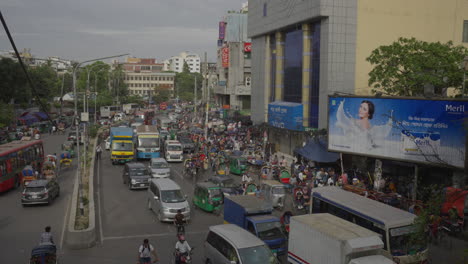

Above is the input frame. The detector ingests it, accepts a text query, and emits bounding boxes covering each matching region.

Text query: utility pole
[60,73,65,117]
[194,75,197,116]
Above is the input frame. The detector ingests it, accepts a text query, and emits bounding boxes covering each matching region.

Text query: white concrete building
[163,52,201,73]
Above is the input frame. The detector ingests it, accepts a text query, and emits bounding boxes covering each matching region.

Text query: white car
[105,137,111,150]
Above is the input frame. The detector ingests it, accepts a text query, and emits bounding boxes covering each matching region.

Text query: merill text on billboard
[328,96,467,168]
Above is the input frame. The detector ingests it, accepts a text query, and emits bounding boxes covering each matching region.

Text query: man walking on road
[96,145,102,160]
[137,238,159,264]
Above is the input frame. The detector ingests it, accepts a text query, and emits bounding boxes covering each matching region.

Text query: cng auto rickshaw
[193,182,223,215]
[61,141,75,158]
[228,155,248,175]
[260,180,286,209]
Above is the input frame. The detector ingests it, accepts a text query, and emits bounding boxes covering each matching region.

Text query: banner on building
[328,96,467,168]
[221,47,229,68]
[219,21,226,40]
[244,42,252,53]
[268,101,303,131]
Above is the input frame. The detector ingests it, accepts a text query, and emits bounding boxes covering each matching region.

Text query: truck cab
[164,140,183,162]
[224,196,287,256]
[245,215,287,255]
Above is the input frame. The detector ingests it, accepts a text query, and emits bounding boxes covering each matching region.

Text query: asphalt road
[0,131,77,264]
[1,125,467,264]
[60,145,226,264]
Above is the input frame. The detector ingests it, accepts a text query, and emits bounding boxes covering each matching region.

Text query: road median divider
[65,130,99,249]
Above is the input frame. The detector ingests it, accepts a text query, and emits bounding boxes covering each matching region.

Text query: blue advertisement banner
[268,101,303,131]
[328,96,467,168]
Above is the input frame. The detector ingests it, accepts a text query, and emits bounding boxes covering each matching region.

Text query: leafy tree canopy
[152,86,172,104]
[0,58,28,103]
[0,102,14,128]
[175,71,202,102]
[367,38,468,97]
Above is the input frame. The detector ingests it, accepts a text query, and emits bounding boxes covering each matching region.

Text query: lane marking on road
[173,166,184,180]
[59,193,71,251]
[103,230,207,241]
[97,157,104,245]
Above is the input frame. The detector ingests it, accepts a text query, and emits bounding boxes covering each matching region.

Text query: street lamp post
[72,53,128,215]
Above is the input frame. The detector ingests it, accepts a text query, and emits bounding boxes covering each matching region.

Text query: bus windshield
[112,142,133,151]
[167,145,182,151]
[389,226,425,256]
[138,137,159,148]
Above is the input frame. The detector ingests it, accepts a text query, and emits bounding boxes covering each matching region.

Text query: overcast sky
[0,0,246,62]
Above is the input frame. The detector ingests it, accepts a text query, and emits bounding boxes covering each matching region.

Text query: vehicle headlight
[163,207,170,212]
[131,179,137,184]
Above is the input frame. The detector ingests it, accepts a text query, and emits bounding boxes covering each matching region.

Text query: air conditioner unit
[245,76,251,87]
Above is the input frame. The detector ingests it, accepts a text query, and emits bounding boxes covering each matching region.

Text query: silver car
[149,158,171,178]
[147,178,191,222]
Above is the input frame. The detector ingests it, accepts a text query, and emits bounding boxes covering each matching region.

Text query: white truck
[288,214,395,264]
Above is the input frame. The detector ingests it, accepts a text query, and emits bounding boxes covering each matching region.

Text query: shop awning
[33,112,48,121]
[294,139,340,163]
[18,114,39,125]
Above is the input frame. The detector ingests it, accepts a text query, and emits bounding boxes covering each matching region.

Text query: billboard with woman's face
[328,96,467,168]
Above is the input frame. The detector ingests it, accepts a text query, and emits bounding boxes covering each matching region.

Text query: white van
[147,178,190,222]
[164,140,183,162]
[204,224,280,264]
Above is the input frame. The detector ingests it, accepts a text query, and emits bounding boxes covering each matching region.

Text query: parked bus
[100,105,122,118]
[135,125,160,159]
[311,187,428,264]
[0,139,44,192]
[123,103,140,115]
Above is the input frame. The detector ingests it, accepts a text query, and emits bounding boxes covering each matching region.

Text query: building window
[270,33,276,101]
[283,27,303,103]
[263,3,267,17]
[463,20,468,42]
[309,22,321,128]
[130,76,134,81]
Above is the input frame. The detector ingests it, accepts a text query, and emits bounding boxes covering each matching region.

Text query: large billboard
[328,96,467,168]
[268,101,303,131]
[221,47,229,68]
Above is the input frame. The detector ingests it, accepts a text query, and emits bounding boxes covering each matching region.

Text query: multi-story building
[248,0,468,153]
[121,58,175,97]
[163,52,201,73]
[214,7,251,111]
[248,0,468,193]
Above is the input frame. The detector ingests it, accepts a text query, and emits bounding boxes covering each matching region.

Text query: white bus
[123,103,140,115]
[100,105,122,118]
[311,187,428,264]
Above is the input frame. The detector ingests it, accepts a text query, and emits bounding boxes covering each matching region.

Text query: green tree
[0,102,14,128]
[367,38,468,96]
[29,61,60,100]
[153,86,171,104]
[175,71,202,102]
[0,58,28,103]
[123,95,144,105]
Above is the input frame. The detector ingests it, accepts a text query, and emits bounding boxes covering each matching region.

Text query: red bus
[0,139,44,192]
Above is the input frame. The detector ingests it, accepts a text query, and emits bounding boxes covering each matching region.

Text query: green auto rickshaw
[229,155,249,175]
[193,182,223,215]
[61,141,76,158]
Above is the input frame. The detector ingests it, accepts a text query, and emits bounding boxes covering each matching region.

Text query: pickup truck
[223,195,287,255]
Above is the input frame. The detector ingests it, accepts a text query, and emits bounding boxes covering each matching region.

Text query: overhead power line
[0,10,55,126]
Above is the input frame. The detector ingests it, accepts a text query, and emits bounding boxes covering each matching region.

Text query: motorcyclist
[175,234,192,264]
[174,210,185,234]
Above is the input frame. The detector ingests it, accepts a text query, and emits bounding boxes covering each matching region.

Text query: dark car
[208,175,243,196]
[22,179,60,206]
[123,162,151,190]
[179,136,195,153]
[67,131,83,145]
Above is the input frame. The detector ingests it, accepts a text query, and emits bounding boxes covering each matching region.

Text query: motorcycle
[441,218,464,237]
[174,247,194,264]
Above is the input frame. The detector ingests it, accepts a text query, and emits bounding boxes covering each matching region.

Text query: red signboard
[244,42,252,53]
[219,22,226,40]
[222,47,229,68]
